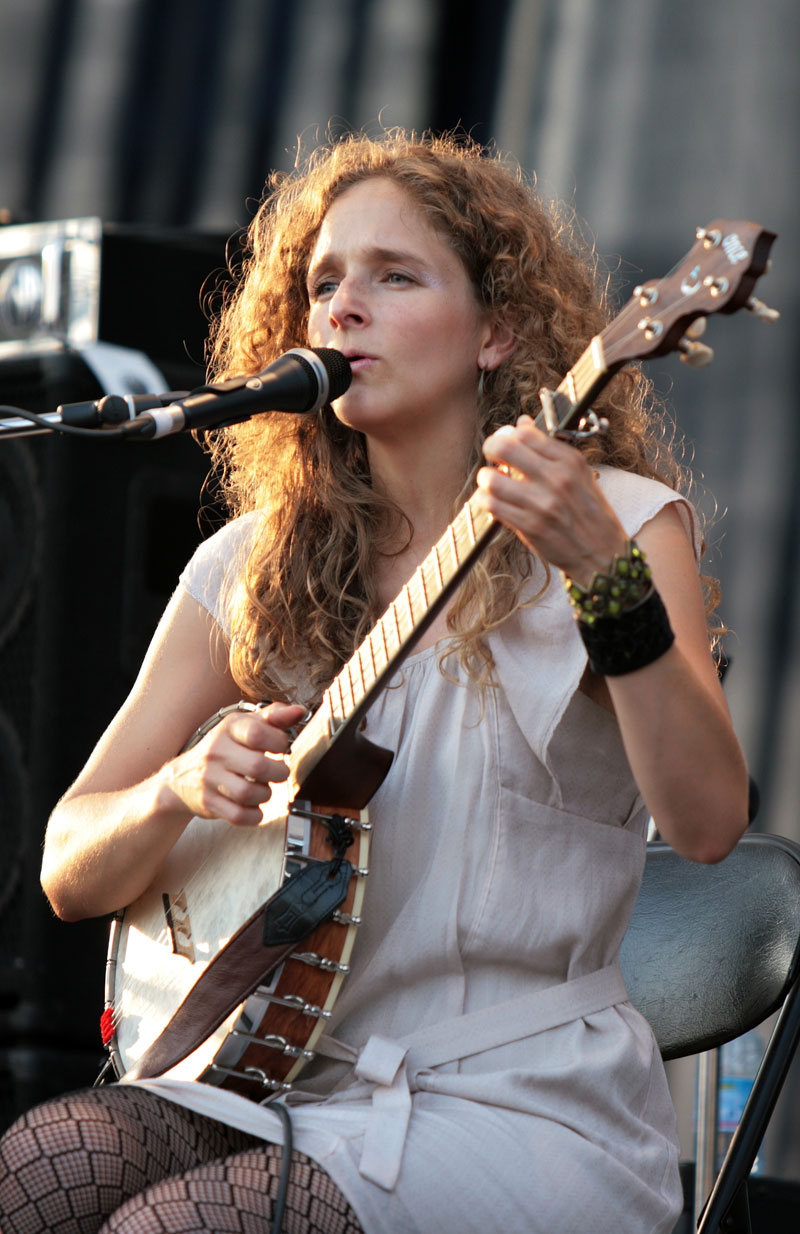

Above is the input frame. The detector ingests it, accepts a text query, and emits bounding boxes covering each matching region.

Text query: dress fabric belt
[297,962,630,1190]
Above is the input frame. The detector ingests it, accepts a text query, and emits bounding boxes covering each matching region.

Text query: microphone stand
[0,411,67,440]
[0,392,189,441]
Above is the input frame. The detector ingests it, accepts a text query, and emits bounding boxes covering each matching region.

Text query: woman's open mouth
[342,351,377,373]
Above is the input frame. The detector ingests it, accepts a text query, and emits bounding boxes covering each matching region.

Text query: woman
[0,131,749,1234]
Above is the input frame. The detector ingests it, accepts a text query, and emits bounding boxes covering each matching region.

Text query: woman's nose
[329,276,369,327]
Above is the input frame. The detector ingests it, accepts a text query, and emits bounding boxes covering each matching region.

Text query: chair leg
[697,1180,751,1234]
[696,975,800,1232]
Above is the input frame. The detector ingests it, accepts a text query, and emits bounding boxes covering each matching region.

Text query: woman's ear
[478,316,516,373]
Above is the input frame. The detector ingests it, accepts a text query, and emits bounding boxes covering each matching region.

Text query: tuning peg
[746,296,780,322]
[684,317,707,340]
[696,227,722,249]
[678,337,714,369]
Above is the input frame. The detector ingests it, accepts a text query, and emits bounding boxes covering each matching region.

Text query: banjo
[103,219,777,1101]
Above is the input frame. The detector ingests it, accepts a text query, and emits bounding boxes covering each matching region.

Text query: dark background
[0,0,797,1190]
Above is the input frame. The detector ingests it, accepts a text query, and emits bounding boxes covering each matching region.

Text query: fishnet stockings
[0,1086,364,1234]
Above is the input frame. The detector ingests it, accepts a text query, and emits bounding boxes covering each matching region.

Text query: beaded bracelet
[562,540,675,676]
[562,540,653,623]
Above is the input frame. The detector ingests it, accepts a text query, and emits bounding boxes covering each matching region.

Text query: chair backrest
[619,834,800,1060]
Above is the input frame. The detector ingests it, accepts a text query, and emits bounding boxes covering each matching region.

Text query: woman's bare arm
[41,586,305,921]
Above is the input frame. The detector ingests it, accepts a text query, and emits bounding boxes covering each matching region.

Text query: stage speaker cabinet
[0,227,225,1125]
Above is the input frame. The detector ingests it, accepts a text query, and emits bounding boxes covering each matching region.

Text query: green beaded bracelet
[562,540,653,623]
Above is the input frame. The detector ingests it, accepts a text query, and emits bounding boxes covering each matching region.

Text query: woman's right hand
[164,702,309,828]
[41,589,309,921]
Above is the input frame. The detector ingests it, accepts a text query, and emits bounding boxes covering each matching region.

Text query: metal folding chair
[620,834,800,1233]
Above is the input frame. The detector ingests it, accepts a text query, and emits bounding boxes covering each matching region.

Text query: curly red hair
[204,129,694,703]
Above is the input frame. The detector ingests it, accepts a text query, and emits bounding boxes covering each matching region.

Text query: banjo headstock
[601,219,778,371]
[542,219,779,440]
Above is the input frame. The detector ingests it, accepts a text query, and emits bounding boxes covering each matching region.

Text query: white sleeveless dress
[130,467,697,1234]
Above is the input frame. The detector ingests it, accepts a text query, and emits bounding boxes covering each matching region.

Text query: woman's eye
[311,278,338,299]
[385,271,411,285]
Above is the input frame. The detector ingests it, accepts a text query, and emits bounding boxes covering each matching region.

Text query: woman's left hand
[476,414,627,584]
[478,414,750,863]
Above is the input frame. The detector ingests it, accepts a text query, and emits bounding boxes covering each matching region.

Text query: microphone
[121,347,352,440]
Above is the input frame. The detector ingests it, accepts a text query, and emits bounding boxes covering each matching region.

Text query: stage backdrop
[0,0,797,1180]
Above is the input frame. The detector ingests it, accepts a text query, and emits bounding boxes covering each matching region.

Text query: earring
[478,367,486,400]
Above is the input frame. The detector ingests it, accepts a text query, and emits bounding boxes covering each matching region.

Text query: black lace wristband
[576,586,675,676]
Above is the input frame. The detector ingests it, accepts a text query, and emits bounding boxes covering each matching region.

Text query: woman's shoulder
[595,466,701,560]
[178,511,262,633]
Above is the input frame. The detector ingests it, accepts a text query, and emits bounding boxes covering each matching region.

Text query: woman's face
[306,177,496,446]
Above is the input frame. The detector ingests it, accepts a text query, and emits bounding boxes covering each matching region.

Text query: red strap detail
[100,1008,115,1046]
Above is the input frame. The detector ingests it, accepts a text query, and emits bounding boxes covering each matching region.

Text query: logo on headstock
[722,234,749,266]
